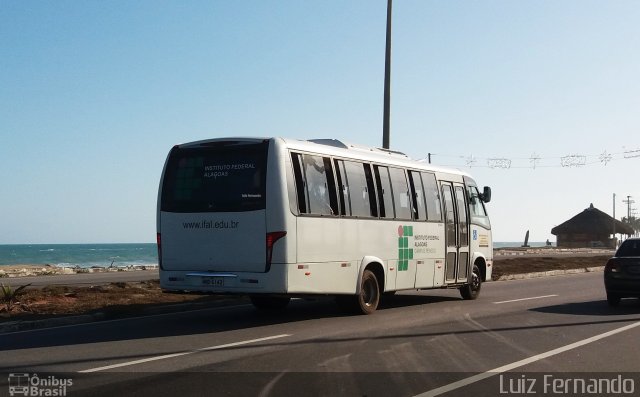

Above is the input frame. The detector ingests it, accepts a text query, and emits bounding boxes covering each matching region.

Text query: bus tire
[250,296,291,310]
[460,265,482,300]
[357,269,380,314]
[335,269,380,314]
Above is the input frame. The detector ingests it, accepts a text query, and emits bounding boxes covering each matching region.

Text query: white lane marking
[79,334,291,373]
[414,320,640,397]
[493,294,558,304]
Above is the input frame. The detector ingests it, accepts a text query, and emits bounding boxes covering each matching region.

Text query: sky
[1,0,638,244]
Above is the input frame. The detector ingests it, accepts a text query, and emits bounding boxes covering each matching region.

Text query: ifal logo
[8,373,73,397]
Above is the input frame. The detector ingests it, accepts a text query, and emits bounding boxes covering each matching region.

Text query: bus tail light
[157,233,163,270]
[266,231,287,269]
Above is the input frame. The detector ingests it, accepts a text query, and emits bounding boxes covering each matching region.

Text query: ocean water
[0,244,158,268]
[0,241,550,268]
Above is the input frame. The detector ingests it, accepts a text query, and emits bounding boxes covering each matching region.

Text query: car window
[617,240,640,257]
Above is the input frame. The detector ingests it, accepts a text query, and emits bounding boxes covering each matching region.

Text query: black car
[604,238,640,306]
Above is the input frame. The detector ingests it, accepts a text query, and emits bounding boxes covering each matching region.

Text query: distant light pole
[613,193,617,247]
[623,195,634,221]
[382,0,392,149]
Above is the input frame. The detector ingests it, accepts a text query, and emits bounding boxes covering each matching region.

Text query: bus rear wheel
[359,269,380,314]
[336,269,380,315]
[460,265,482,300]
[250,296,291,310]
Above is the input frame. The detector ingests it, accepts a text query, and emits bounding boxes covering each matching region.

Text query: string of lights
[418,148,640,169]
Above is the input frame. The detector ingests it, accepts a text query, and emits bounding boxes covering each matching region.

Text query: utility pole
[382,0,392,149]
[613,193,616,245]
[623,195,635,221]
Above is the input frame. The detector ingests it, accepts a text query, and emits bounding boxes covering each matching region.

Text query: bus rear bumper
[160,268,287,294]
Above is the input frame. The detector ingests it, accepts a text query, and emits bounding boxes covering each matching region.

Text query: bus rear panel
[157,138,291,293]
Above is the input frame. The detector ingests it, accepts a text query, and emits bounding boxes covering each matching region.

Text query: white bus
[157,137,492,314]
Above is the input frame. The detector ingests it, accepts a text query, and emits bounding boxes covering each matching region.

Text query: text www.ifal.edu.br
[182,220,239,229]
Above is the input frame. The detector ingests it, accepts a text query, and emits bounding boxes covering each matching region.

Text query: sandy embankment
[491,247,613,280]
[0,247,614,279]
[494,246,614,258]
[0,264,159,278]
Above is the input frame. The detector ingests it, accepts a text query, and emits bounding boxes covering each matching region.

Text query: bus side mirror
[480,186,491,203]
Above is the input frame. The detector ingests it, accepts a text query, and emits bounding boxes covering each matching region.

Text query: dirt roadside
[0,254,611,322]
[490,254,609,279]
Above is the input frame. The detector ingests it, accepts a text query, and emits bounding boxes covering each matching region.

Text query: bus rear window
[161,141,268,213]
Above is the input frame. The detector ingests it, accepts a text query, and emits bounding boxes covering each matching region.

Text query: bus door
[441,183,470,284]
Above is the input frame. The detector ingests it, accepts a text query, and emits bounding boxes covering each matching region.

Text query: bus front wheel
[460,265,482,300]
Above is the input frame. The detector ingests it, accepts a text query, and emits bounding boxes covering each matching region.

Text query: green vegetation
[1,283,31,316]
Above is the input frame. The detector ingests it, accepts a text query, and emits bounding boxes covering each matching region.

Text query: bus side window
[467,185,490,228]
[363,164,379,217]
[323,157,339,216]
[291,153,308,214]
[468,186,487,217]
[334,159,349,216]
[388,167,412,220]
[291,153,338,215]
[373,165,395,219]
[302,154,338,216]
[455,186,469,246]
[442,185,456,246]
[343,161,376,218]
[422,172,442,221]
[408,170,427,221]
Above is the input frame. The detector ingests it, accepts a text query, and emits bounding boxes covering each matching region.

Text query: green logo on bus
[397,225,413,272]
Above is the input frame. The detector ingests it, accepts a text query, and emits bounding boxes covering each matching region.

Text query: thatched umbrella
[551,203,634,236]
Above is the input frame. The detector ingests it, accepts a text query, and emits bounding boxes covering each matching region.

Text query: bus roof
[177,136,473,180]
[282,137,471,179]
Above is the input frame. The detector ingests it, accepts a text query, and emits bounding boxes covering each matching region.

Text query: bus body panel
[295,218,390,264]
[287,261,358,294]
[413,222,447,288]
[160,211,266,272]
[470,224,493,280]
[293,218,449,293]
[265,138,296,265]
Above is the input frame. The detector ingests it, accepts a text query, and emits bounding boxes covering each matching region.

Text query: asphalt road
[1,272,639,397]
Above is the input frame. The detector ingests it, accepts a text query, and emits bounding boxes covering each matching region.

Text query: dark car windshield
[616,240,640,257]
[161,141,268,213]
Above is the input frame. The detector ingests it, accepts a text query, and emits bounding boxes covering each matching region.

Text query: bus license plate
[202,277,225,287]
